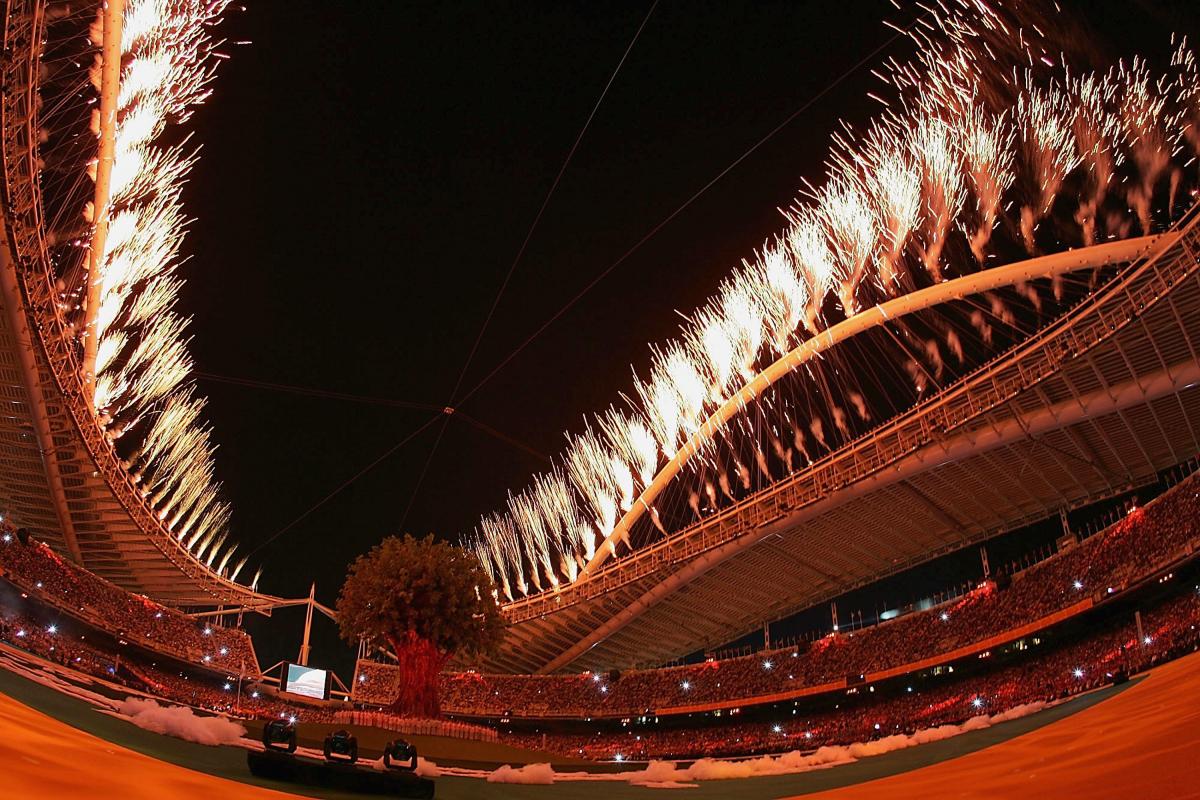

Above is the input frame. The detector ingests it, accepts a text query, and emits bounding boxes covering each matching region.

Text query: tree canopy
[336,534,504,662]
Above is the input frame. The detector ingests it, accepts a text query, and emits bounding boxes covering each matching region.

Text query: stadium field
[2,649,1197,798]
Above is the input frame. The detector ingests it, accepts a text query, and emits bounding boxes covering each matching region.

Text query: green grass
[0,662,1133,799]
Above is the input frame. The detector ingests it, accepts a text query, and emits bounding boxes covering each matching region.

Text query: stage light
[600,686,608,693]
[359,675,367,683]
[1143,636,1153,645]
[223,683,231,690]
[262,719,297,754]
[772,724,782,733]
[592,674,601,683]
[155,612,162,618]
[614,754,624,762]
[1,534,9,543]
[971,697,984,708]
[15,629,25,637]
[219,647,228,655]
[804,732,812,739]
[1073,668,1084,678]
[46,625,56,634]
[940,612,949,621]
[203,627,212,635]
[323,730,359,764]
[203,655,211,662]
[383,739,418,771]
[35,582,42,588]
[251,691,259,698]
[906,686,913,692]
[874,723,881,730]
[680,681,690,690]
[763,660,773,670]
[1073,580,1083,589]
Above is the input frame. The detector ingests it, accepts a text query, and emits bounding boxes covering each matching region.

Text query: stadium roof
[484,214,1200,674]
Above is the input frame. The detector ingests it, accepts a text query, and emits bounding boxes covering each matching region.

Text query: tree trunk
[384,630,448,718]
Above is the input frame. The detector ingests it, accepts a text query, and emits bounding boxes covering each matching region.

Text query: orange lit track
[795,649,1200,800]
[0,693,302,800]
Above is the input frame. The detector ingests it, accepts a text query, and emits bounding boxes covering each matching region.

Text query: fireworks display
[72,1,252,586]
[467,1,1200,603]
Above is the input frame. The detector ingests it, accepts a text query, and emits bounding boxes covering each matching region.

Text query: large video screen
[283,663,330,700]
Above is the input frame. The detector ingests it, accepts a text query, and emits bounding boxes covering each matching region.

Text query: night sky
[176,1,1196,670]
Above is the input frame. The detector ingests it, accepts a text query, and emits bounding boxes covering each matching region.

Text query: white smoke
[116,697,245,746]
[487,762,557,784]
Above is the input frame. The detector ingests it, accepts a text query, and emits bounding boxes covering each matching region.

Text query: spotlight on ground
[323,730,358,764]
[262,719,297,753]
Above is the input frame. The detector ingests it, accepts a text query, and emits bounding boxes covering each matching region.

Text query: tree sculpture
[337,534,504,718]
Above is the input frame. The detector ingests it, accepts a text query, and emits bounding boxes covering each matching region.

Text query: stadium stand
[355,471,1200,719]
[507,589,1200,759]
[0,526,258,673]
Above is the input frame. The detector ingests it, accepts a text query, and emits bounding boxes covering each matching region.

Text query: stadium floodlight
[1144,636,1153,645]
[1,534,10,543]
[203,627,212,635]
[1073,580,1083,589]
[680,681,690,690]
[772,724,783,733]
[219,647,228,655]
[46,625,56,634]
[971,697,984,708]
[763,660,773,670]
[940,612,949,621]
[1073,668,1084,678]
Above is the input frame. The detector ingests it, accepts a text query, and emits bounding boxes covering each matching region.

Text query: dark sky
[176,1,1197,669]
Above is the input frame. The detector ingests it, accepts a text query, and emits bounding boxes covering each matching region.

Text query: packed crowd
[0,610,117,678]
[0,526,257,672]
[405,474,1200,718]
[510,588,1200,759]
[334,709,498,741]
[0,598,338,723]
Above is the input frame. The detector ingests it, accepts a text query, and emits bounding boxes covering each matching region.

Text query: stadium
[1,0,1199,798]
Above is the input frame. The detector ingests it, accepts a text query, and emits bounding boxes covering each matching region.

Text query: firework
[463,3,1200,601]
[78,0,248,586]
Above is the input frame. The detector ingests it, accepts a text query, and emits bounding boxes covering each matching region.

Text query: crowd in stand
[509,589,1200,759]
[334,709,498,741]
[1,472,1199,761]
[0,601,338,723]
[0,525,257,672]
[399,473,1200,719]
